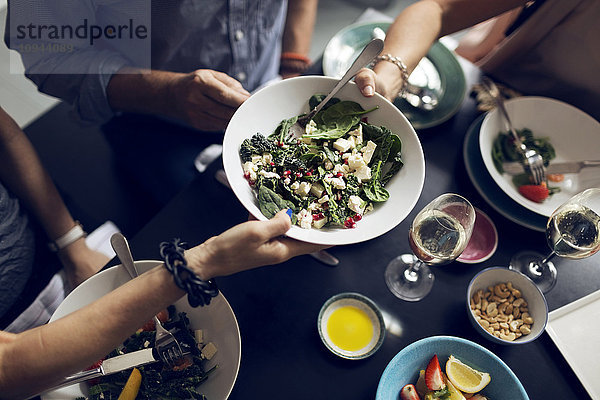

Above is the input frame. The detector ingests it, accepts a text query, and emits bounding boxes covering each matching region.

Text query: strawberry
[400,384,421,400]
[425,354,446,391]
[518,184,549,203]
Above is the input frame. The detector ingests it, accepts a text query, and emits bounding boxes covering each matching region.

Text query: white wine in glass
[510,188,600,293]
[385,193,475,301]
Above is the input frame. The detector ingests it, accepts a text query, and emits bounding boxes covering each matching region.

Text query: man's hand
[170,69,251,131]
[186,209,331,280]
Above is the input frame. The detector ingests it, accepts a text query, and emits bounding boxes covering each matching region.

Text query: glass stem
[529,251,556,277]
[404,259,424,283]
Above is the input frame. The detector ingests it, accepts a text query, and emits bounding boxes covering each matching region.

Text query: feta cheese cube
[310,182,325,198]
[305,119,318,135]
[290,181,300,190]
[347,154,366,171]
[259,170,280,179]
[330,177,346,190]
[195,329,204,345]
[318,195,330,204]
[324,161,334,170]
[295,181,312,197]
[333,138,351,152]
[298,209,313,229]
[347,195,365,214]
[361,140,377,164]
[348,124,363,144]
[262,153,273,164]
[242,161,258,181]
[251,155,262,164]
[201,342,218,360]
[353,165,372,182]
[313,216,328,229]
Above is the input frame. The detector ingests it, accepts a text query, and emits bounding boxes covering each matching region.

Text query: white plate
[42,261,241,400]
[546,289,600,400]
[479,96,600,217]
[222,75,425,245]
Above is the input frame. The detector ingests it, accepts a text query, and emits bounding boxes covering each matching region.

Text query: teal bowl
[376,336,529,399]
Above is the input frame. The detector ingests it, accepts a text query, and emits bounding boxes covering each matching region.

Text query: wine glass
[385,193,476,301]
[510,188,600,293]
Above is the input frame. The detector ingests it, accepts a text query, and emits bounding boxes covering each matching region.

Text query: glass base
[509,250,557,293]
[385,254,434,302]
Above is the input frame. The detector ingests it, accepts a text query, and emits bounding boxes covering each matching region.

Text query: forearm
[282,0,318,56]
[0,108,76,240]
[106,67,184,119]
[0,265,185,399]
[374,0,529,94]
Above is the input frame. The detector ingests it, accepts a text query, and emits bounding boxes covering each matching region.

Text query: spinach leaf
[268,116,299,143]
[258,185,295,219]
[305,101,378,140]
[309,94,340,111]
[363,160,390,202]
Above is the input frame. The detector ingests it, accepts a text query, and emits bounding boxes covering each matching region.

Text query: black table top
[119,60,598,399]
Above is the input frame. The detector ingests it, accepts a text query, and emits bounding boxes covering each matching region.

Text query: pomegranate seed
[353,214,362,221]
[296,172,303,178]
[336,172,343,177]
[344,217,356,229]
[270,162,275,166]
[243,172,250,180]
[283,170,291,176]
[305,171,312,176]
[344,159,349,165]
[313,213,324,221]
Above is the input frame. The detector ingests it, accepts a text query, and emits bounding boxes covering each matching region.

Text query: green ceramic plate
[322,21,466,130]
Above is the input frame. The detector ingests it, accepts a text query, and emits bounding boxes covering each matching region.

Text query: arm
[0,107,109,288]
[106,67,251,132]
[354,0,530,100]
[0,210,329,399]
[279,0,319,78]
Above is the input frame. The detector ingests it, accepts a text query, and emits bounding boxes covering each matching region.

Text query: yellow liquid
[326,305,374,351]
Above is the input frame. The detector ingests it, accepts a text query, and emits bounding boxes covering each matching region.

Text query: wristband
[48,222,87,252]
[372,53,409,97]
[280,52,311,75]
[159,238,219,307]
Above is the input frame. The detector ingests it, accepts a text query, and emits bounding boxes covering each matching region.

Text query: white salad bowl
[222,75,425,245]
[42,261,241,400]
[479,96,600,217]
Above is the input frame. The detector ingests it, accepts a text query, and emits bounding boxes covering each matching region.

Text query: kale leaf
[240,133,278,162]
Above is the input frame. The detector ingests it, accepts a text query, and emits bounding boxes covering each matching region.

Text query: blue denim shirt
[5,0,287,124]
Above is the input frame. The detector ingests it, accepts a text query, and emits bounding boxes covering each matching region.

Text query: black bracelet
[159,238,219,307]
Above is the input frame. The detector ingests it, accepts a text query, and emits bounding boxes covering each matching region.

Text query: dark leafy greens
[239,94,405,229]
[79,308,215,400]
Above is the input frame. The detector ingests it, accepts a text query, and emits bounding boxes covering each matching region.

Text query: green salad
[239,95,404,229]
[79,307,216,400]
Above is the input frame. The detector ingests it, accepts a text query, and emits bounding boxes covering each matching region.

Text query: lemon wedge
[445,355,491,393]
[444,375,466,400]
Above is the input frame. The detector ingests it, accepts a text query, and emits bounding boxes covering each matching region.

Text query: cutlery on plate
[481,77,547,185]
[110,233,186,367]
[214,169,340,267]
[502,160,600,175]
[288,37,384,138]
[39,348,161,395]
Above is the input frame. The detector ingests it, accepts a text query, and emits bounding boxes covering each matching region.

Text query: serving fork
[481,77,546,185]
[110,233,186,368]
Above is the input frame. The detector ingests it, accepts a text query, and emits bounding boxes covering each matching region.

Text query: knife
[214,169,340,267]
[40,348,159,395]
[502,160,600,175]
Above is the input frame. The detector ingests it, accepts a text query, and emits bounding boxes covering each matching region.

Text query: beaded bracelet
[372,53,409,97]
[159,238,219,307]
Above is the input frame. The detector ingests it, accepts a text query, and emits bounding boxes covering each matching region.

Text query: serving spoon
[288,37,384,138]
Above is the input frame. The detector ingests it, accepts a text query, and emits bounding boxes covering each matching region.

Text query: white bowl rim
[466,266,549,345]
[479,96,600,217]
[222,75,425,245]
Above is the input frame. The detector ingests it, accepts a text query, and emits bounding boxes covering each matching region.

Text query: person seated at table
[0,208,328,400]
[0,105,110,333]
[4,0,319,204]
[354,0,600,121]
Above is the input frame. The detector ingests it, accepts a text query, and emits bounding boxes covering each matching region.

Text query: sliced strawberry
[518,184,549,203]
[425,354,446,391]
[400,384,421,400]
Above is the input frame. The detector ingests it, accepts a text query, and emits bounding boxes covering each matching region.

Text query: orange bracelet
[280,52,311,65]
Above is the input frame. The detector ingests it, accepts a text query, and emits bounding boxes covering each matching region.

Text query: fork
[481,77,546,185]
[110,233,185,368]
[288,38,384,138]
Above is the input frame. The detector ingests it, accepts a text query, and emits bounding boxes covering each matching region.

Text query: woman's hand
[58,240,111,289]
[354,67,404,102]
[186,209,331,280]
